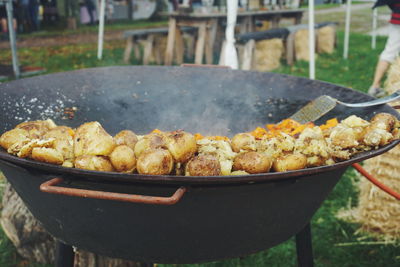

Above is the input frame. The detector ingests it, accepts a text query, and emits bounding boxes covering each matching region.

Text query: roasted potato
[44,126,74,162]
[137,149,173,175]
[231,133,256,152]
[272,153,307,172]
[370,113,397,132]
[185,154,221,176]
[166,130,197,163]
[363,126,393,146]
[329,125,358,149]
[16,138,55,158]
[74,155,114,172]
[109,145,136,173]
[0,128,30,150]
[31,147,64,165]
[16,119,57,139]
[134,132,167,158]
[74,122,116,157]
[114,130,138,150]
[233,152,272,174]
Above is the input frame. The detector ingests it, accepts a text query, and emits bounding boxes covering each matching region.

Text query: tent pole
[372,8,377,50]
[97,0,106,60]
[308,0,315,80]
[5,0,19,78]
[343,0,352,59]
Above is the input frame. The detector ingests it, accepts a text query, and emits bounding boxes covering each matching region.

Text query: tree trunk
[0,182,56,264]
[0,178,152,266]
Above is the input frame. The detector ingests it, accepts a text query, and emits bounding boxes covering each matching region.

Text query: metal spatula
[290,91,400,124]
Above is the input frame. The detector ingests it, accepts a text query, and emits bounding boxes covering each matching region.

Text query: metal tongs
[290,91,400,124]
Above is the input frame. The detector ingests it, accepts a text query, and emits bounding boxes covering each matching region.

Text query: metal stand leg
[295,223,314,267]
[55,241,74,267]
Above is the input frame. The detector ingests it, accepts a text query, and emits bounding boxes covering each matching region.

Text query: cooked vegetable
[166,130,197,163]
[272,153,307,172]
[44,126,74,163]
[370,113,397,132]
[0,128,30,150]
[233,152,272,174]
[74,122,116,157]
[110,145,136,173]
[231,133,256,152]
[137,149,174,175]
[75,155,114,172]
[134,132,167,158]
[186,154,221,176]
[16,119,57,139]
[114,130,138,151]
[31,147,64,165]
[1,112,399,176]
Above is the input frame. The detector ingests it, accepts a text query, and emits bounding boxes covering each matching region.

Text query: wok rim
[0,66,399,185]
[0,139,398,185]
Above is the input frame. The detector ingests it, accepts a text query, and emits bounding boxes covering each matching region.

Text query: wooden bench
[123,27,196,65]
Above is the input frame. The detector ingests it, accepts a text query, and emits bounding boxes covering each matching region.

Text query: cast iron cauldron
[0,66,398,264]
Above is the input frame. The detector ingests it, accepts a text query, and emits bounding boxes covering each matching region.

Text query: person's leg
[0,18,6,33]
[369,24,400,95]
[371,60,390,89]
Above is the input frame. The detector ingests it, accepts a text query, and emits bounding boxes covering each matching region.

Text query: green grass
[0,31,399,266]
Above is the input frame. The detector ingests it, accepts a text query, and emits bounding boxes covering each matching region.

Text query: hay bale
[337,57,400,241]
[253,38,284,71]
[294,29,317,62]
[317,26,336,54]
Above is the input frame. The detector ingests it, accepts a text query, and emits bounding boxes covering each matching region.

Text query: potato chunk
[137,149,173,175]
[110,145,136,173]
[166,130,197,163]
[74,122,116,157]
[134,133,167,158]
[370,113,397,132]
[186,154,221,176]
[231,133,256,152]
[233,152,272,174]
[0,128,30,150]
[16,119,57,139]
[272,153,307,172]
[44,126,74,162]
[31,147,64,165]
[114,130,138,151]
[74,155,114,172]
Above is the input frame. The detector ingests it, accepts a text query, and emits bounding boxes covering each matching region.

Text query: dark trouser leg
[295,223,314,267]
[55,241,74,267]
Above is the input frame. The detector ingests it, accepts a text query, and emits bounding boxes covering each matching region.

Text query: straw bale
[294,29,317,62]
[337,57,400,241]
[253,38,284,72]
[317,26,336,54]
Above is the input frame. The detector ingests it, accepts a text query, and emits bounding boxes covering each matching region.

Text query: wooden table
[163,9,305,65]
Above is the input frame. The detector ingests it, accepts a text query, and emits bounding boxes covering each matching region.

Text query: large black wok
[0,66,398,264]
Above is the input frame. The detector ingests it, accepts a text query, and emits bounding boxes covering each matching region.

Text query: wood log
[0,177,153,266]
[0,181,56,264]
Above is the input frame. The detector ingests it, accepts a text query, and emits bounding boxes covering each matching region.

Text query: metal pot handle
[352,163,400,200]
[40,178,187,205]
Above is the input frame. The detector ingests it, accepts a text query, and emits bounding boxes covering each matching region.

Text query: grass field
[0,30,399,266]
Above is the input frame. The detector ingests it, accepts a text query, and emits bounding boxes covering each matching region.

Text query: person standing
[29,0,40,31]
[0,0,17,40]
[84,0,96,25]
[369,0,400,97]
